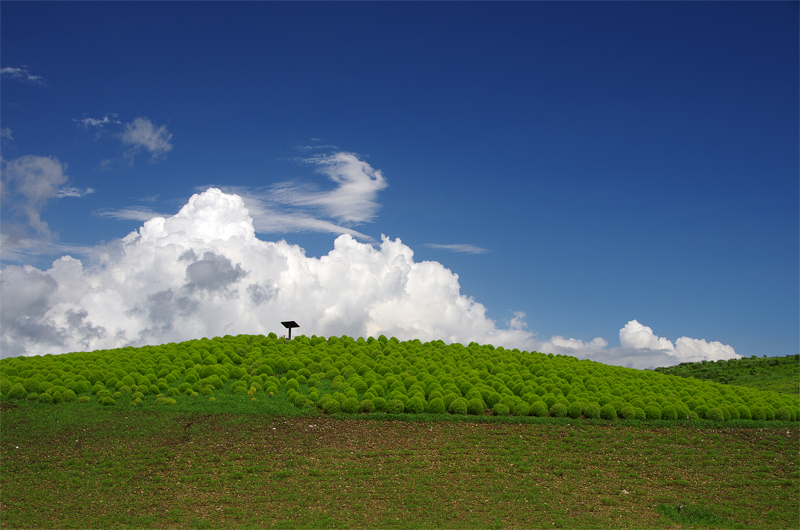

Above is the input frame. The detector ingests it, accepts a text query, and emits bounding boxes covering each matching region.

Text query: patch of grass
[657,503,735,528]
[1,404,798,529]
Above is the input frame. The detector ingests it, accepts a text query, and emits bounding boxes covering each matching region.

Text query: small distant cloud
[57,187,95,198]
[121,117,173,161]
[95,206,165,222]
[1,128,13,140]
[1,66,47,86]
[297,142,339,152]
[75,114,121,129]
[424,243,489,254]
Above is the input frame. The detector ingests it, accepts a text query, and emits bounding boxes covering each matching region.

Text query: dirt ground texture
[1,411,798,529]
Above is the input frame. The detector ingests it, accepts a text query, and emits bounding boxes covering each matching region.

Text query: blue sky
[1,2,797,367]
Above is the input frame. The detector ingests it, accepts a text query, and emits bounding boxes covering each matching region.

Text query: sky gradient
[1,2,797,368]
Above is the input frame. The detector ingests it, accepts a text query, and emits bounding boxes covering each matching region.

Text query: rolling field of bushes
[1,333,799,529]
[655,354,800,394]
[1,333,798,423]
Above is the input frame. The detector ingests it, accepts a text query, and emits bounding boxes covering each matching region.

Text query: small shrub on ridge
[467,398,485,415]
[549,403,568,418]
[448,398,468,415]
[511,401,530,417]
[426,397,446,414]
[661,405,678,421]
[707,407,725,422]
[567,401,583,419]
[372,397,388,412]
[529,401,548,417]
[341,397,359,413]
[323,399,341,414]
[644,405,662,420]
[584,402,602,419]
[600,404,617,421]
[492,403,510,416]
[360,399,376,413]
[387,399,405,414]
[406,396,426,414]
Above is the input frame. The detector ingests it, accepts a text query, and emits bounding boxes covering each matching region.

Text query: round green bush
[372,397,388,412]
[584,402,602,420]
[600,404,617,421]
[750,406,766,421]
[529,401,548,417]
[360,399,376,413]
[661,405,678,421]
[167,387,181,397]
[77,396,91,404]
[341,397,359,413]
[763,407,775,421]
[726,406,740,420]
[387,399,405,414]
[492,403,510,416]
[619,406,636,420]
[323,399,341,414]
[694,405,709,419]
[486,391,502,408]
[775,407,793,422]
[38,392,54,404]
[27,392,39,401]
[406,396,426,414]
[100,396,115,406]
[707,407,725,422]
[426,397,446,414]
[448,398,468,415]
[549,403,568,418]
[7,383,26,400]
[737,405,751,420]
[687,410,700,420]
[511,401,530,417]
[567,401,583,419]
[644,405,662,420]
[466,398,485,415]
[442,392,459,410]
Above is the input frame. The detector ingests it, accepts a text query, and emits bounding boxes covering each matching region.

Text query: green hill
[1,334,798,529]
[2,333,798,423]
[654,354,800,395]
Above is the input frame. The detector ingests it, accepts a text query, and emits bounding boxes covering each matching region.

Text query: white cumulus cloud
[615,319,740,366]
[0,188,535,357]
[0,188,741,369]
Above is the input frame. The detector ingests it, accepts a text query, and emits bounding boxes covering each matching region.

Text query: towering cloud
[0,188,740,368]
